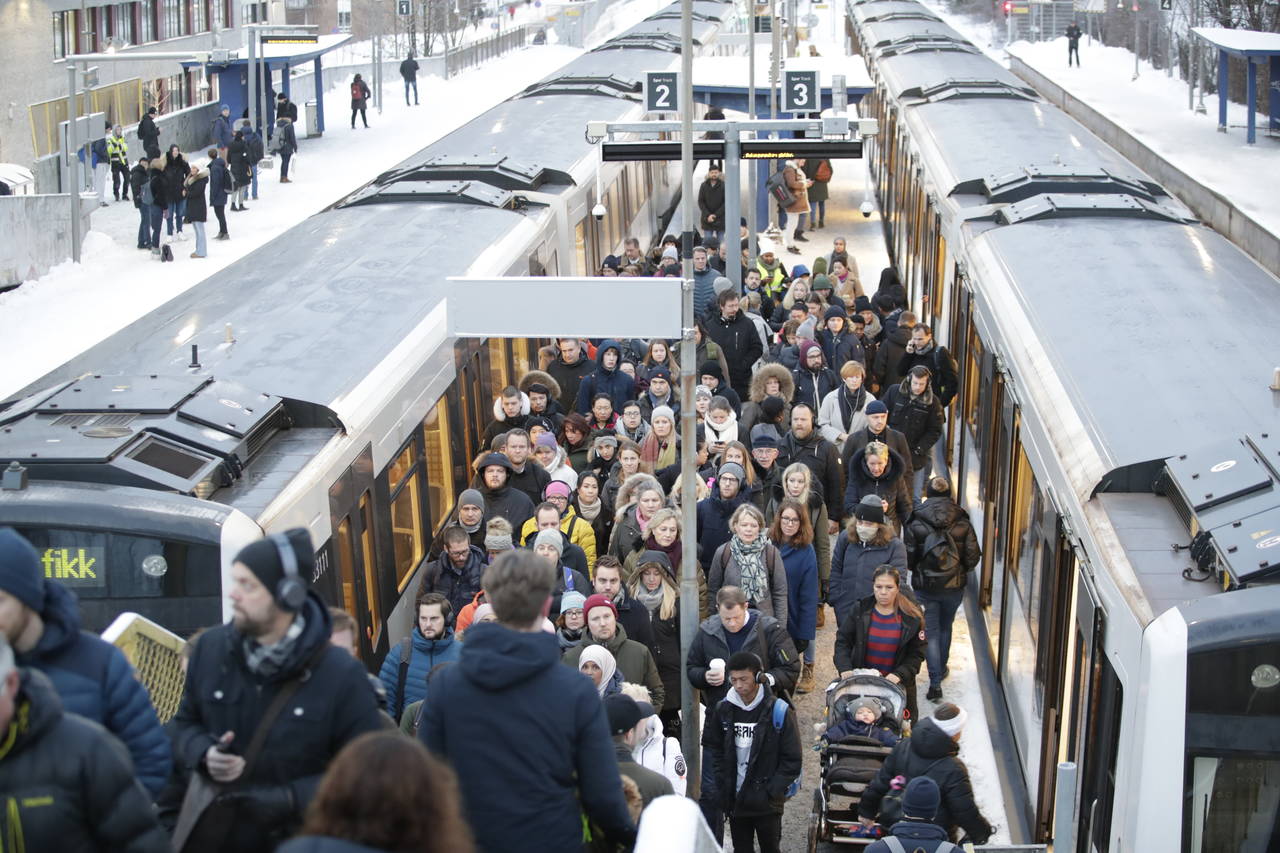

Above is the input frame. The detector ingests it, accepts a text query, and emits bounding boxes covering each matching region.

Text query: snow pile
[1006,36,1280,234]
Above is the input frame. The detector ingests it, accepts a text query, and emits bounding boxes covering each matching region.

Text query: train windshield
[1187,755,1280,852]
[17,526,221,636]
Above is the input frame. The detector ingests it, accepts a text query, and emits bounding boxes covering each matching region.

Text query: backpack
[917,527,964,591]
[877,758,946,825]
[771,699,802,799]
[814,160,832,182]
[393,635,413,720]
[141,177,154,206]
[160,243,174,262]
[351,81,364,100]
[880,837,960,853]
[247,134,264,164]
[766,168,795,208]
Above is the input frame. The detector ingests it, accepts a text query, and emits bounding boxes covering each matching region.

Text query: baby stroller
[806,672,909,850]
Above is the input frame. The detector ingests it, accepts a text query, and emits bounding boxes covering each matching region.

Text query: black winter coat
[612,585,656,653]
[898,345,959,407]
[698,176,726,232]
[417,545,488,615]
[399,57,420,80]
[872,324,912,391]
[817,327,865,373]
[208,157,230,207]
[0,669,168,853]
[227,138,252,185]
[276,100,299,123]
[904,497,981,591]
[138,114,161,155]
[686,611,800,707]
[833,596,925,722]
[148,170,169,208]
[164,154,189,204]
[421,623,635,853]
[129,164,149,208]
[547,352,597,413]
[703,689,803,817]
[704,311,765,399]
[480,480,535,533]
[169,594,387,853]
[882,380,945,469]
[858,719,993,844]
[792,364,840,412]
[637,596,682,712]
[575,339,635,414]
[184,172,209,222]
[843,445,913,530]
[842,425,915,493]
[695,488,748,566]
[777,430,844,522]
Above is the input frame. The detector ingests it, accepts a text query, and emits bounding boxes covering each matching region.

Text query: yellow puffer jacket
[520,507,598,574]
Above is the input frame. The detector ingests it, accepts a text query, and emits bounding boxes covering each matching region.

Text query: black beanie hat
[233,528,314,605]
[761,395,786,421]
[0,527,46,613]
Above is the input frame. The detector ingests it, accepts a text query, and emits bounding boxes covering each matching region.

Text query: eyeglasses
[780,515,801,525]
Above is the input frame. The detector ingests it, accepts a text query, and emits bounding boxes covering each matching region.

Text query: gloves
[216,784,296,826]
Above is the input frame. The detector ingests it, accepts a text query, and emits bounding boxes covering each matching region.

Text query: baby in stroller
[822,696,900,748]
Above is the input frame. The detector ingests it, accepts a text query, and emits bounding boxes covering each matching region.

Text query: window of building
[116,3,135,45]
[139,0,156,43]
[211,0,225,30]
[163,0,188,39]
[192,0,208,33]
[241,1,267,23]
[337,0,351,30]
[53,12,76,59]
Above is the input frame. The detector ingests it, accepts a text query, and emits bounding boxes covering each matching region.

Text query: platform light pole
[676,0,702,792]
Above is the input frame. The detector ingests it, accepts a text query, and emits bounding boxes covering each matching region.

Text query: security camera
[860,200,874,218]
[592,202,606,222]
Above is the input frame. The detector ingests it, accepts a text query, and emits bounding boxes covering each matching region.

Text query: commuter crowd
[0,221,994,853]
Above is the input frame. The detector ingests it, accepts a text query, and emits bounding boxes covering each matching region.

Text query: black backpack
[766,168,795,208]
[160,244,174,262]
[878,758,946,825]
[917,526,964,591]
[393,635,413,720]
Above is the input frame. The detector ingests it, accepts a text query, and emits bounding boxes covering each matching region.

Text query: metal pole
[725,125,742,292]
[248,28,258,138]
[1053,762,1079,852]
[1133,6,1140,81]
[747,5,757,261]
[677,0,701,791]
[67,61,82,263]
[768,0,779,230]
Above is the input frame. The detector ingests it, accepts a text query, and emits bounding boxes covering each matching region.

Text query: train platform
[923,0,1280,279]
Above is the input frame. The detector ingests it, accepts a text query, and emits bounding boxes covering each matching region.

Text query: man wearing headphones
[702,651,802,853]
[378,591,462,724]
[169,529,387,853]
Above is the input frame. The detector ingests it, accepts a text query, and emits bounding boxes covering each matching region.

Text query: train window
[422,400,454,534]
[388,441,424,592]
[1079,654,1122,853]
[487,339,510,392]
[574,219,588,276]
[359,494,382,649]
[1006,445,1042,643]
[932,229,946,329]
[334,517,357,617]
[512,339,533,376]
[1186,756,1280,853]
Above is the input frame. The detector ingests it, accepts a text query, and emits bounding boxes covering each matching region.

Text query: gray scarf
[577,497,602,522]
[731,535,768,606]
[242,612,307,679]
[635,585,665,616]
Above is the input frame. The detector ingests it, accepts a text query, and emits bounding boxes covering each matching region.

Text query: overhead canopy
[1192,27,1280,143]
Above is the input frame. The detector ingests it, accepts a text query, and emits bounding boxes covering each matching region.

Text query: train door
[1071,572,1122,852]
[327,445,383,663]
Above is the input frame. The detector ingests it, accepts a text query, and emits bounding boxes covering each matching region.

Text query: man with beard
[170,529,385,853]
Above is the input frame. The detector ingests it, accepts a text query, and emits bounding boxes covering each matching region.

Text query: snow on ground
[0,0,674,401]
[1005,36,1280,234]
[323,1,553,65]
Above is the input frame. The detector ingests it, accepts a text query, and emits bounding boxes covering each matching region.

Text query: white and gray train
[0,0,732,656]
[846,1,1280,851]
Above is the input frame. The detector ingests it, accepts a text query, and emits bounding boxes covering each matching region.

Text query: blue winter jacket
[17,581,171,796]
[695,487,747,566]
[212,114,234,148]
[779,542,818,643]
[575,339,636,414]
[420,622,635,853]
[865,819,954,853]
[377,627,463,720]
[829,531,908,625]
[208,157,230,206]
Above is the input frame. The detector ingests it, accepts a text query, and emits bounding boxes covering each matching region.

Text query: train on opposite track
[841,1,1280,851]
[0,0,733,660]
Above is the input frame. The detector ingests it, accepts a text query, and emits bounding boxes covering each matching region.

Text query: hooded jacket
[898,342,960,408]
[17,581,170,795]
[843,445,913,530]
[703,683,803,817]
[477,453,536,532]
[695,485,748,566]
[170,593,386,852]
[864,819,955,853]
[0,668,169,853]
[417,543,488,621]
[792,348,841,412]
[184,167,209,222]
[817,318,866,374]
[882,378,946,468]
[420,622,634,852]
[830,528,908,621]
[377,627,463,720]
[903,497,981,592]
[575,339,636,414]
[685,611,799,707]
[834,595,925,722]
[633,713,687,794]
[482,391,530,446]
[520,370,567,432]
[740,363,795,439]
[561,624,665,708]
[130,162,150,209]
[858,719,993,844]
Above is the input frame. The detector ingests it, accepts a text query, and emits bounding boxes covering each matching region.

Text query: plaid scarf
[731,535,768,606]
[242,612,307,680]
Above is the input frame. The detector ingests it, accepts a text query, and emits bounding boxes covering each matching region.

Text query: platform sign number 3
[645,72,679,113]
[784,70,818,113]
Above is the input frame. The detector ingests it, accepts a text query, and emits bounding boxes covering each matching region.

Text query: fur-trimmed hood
[614,473,662,521]
[492,391,531,421]
[519,369,562,401]
[748,363,795,403]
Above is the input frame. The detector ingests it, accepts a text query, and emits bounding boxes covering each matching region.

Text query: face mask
[856,523,877,542]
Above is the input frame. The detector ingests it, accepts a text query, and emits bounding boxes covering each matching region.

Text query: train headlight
[1251,664,1280,690]
[141,554,169,578]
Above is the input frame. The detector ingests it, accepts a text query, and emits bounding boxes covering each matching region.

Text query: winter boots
[796,663,817,695]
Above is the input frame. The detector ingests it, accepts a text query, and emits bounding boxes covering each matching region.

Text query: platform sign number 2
[645,72,678,113]
[784,70,819,113]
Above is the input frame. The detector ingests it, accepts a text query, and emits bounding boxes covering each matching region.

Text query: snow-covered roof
[1192,27,1280,57]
